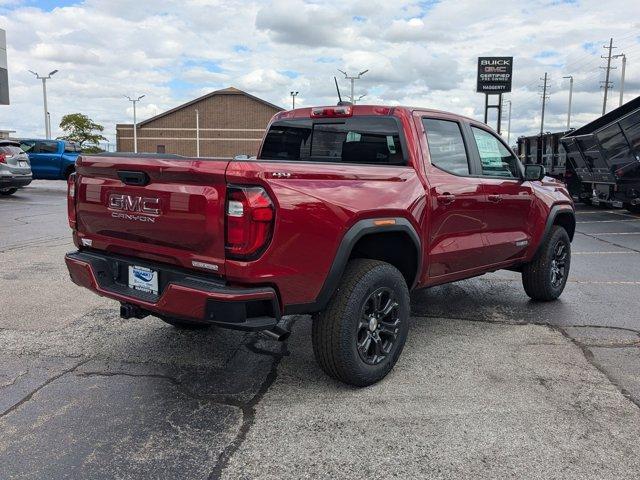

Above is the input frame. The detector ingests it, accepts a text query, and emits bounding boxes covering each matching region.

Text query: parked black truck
[518,96,640,213]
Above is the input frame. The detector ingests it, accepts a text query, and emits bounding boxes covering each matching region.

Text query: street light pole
[195,109,200,157]
[124,94,145,153]
[504,99,512,145]
[562,75,574,129]
[29,69,58,139]
[290,91,298,109]
[619,54,626,107]
[337,69,369,104]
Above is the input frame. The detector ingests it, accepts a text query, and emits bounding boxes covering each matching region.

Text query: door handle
[437,193,456,205]
[488,194,502,203]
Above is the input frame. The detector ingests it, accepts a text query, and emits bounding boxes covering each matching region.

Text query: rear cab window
[260,117,406,166]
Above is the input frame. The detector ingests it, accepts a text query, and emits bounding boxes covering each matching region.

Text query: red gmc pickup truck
[65,104,575,386]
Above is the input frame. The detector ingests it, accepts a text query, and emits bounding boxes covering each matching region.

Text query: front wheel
[522,225,571,301]
[312,259,410,387]
[0,188,18,196]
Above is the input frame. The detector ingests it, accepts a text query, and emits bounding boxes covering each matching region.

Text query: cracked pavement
[1,181,639,479]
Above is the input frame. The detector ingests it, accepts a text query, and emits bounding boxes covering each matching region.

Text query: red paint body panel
[67,105,574,322]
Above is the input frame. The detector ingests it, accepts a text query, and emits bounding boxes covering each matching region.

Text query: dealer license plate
[128,265,158,295]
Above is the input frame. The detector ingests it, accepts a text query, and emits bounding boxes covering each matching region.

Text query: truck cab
[20,139,81,180]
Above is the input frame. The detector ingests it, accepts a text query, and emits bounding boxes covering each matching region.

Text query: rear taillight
[0,154,6,163]
[225,185,274,258]
[67,172,77,229]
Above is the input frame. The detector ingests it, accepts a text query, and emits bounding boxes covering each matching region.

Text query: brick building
[116,87,282,158]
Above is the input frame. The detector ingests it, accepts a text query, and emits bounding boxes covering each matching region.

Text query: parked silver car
[0,140,32,196]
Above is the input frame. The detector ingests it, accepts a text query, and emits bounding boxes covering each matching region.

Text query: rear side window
[64,142,80,153]
[471,127,520,178]
[422,118,470,175]
[260,117,405,165]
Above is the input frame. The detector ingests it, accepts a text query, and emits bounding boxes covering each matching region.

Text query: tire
[312,259,410,387]
[0,188,18,196]
[160,317,212,330]
[64,166,75,180]
[626,204,640,214]
[522,225,571,301]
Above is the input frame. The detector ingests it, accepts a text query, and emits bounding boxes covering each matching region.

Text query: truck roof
[274,104,476,123]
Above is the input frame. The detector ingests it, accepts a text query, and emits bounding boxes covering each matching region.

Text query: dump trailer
[560,95,640,212]
[517,130,587,200]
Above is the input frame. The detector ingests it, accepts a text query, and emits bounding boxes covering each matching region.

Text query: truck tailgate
[74,155,229,272]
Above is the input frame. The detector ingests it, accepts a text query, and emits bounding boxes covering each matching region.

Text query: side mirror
[524,164,545,181]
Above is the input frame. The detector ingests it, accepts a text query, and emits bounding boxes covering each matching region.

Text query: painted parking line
[577,219,640,224]
[588,232,640,236]
[573,251,639,255]
[487,277,640,285]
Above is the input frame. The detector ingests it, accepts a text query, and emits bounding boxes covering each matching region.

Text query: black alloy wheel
[356,287,401,365]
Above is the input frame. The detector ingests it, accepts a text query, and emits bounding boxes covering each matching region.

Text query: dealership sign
[477,57,513,94]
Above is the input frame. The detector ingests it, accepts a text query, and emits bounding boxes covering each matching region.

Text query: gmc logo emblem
[108,194,161,217]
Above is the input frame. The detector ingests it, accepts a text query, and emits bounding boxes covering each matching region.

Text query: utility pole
[290,91,298,109]
[562,75,574,129]
[124,94,145,153]
[337,69,368,103]
[29,69,58,139]
[539,72,549,136]
[195,109,200,157]
[601,37,617,115]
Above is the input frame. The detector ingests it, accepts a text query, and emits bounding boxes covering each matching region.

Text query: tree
[58,113,107,149]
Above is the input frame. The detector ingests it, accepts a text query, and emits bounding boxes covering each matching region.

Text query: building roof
[138,87,284,127]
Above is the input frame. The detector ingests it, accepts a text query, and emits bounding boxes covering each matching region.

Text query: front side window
[260,117,405,166]
[422,118,470,175]
[37,141,59,153]
[472,127,520,178]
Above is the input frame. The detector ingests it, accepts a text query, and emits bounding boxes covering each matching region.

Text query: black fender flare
[284,217,421,315]
[531,204,575,259]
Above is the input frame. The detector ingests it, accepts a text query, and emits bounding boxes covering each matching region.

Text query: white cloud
[0,0,638,144]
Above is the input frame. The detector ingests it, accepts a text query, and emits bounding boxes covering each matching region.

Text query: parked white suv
[0,141,32,196]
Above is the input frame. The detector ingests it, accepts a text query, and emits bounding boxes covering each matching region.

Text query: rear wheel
[522,225,571,301]
[626,204,640,214]
[0,188,18,196]
[160,317,212,330]
[312,259,410,387]
[64,166,75,180]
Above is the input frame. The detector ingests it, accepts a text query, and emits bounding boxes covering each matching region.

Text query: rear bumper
[65,250,280,330]
[0,173,32,188]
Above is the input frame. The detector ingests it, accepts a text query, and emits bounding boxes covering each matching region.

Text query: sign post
[477,56,513,134]
[0,29,9,105]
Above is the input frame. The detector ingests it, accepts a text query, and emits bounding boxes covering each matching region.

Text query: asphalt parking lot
[1,181,640,479]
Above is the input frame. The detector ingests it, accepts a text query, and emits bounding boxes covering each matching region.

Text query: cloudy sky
[1,0,639,146]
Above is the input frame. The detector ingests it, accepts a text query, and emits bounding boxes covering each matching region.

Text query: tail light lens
[225,186,274,258]
[0,154,6,163]
[67,172,77,229]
